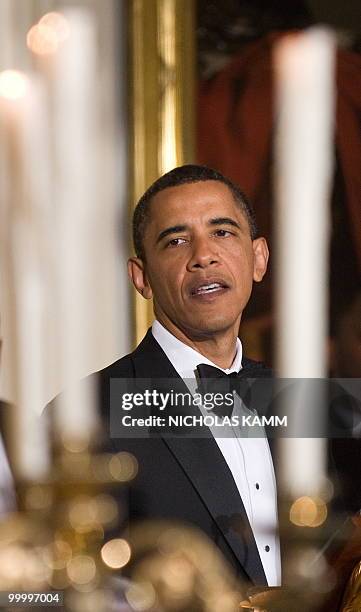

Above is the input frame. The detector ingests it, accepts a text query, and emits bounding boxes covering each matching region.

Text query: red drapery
[198,32,361,274]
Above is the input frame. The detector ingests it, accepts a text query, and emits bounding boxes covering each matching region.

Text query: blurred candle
[51,10,98,442]
[0,71,50,480]
[274,29,336,496]
[0,1,13,70]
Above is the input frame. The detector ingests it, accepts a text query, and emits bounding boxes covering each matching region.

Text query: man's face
[128,180,268,340]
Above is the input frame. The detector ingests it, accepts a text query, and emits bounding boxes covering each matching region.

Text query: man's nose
[187,236,219,270]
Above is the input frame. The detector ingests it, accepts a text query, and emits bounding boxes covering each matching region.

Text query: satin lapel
[131,330,266,585]
[131,329,180,379]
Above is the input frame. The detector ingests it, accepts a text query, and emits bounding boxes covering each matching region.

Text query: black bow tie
[197,364,240,384]
[196,364,242,418]
[196,361,272,419]
[197,360,272,381]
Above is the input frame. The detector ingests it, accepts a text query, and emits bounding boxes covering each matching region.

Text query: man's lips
[188,278,230,298]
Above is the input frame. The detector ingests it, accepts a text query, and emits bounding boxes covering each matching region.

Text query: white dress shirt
[152,320,281,586]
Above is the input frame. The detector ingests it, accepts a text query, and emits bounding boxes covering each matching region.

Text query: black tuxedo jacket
[96,329,274,586]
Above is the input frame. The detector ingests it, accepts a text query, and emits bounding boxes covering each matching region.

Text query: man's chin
[183,316,240,339]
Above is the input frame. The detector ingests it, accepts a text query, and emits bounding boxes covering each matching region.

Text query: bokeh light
[66,555,96,585]
[0,70,29,100]
[100,538,131,569]
[93,494,118,526]
[68,494,118,532]
[299,548,326,578]
[27,12,69,56]
[68,495,97,531]
[161,555,195,596]
[109,452,138,482]
[27,24,58,55]
[39,12,70,43]
[126,582,157,611]
[0,544,27,583]
[42,539,72,570]
[290,496,328,527]
[61,434,90,454]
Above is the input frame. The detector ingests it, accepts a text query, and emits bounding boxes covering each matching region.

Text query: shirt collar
[151,320,243,379]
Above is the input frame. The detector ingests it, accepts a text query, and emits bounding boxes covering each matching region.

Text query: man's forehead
[151,179,233,200]
[147,180,243,223]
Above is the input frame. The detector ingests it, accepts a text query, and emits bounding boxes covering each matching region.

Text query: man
[98,165,280,587]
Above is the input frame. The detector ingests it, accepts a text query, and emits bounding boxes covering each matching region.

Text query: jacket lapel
[132,328,180,379]
[131,329,267,585]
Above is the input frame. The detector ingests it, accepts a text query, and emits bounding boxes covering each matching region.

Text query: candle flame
[0,70,29,100]
[27,12,70,56]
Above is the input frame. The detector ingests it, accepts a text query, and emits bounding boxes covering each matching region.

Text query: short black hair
[132,164,259,260]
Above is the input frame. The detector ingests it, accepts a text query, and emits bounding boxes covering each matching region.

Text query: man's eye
[214,229,231,237]
[166,237,186,247]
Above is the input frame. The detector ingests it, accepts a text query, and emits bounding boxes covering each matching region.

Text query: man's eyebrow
[208,217,241,230]
[156,217,242,244]
[156,224,189,244]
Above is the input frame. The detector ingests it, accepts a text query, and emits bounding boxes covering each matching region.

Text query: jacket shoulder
[95,352,135,381]
[241,356,273,378]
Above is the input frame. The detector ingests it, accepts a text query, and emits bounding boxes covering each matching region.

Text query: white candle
[0,71,50,480]
[51,10,98,442]
[274,29,336,496]
[0,0,13,70]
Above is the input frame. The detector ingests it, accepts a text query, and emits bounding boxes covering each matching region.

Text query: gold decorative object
[125,520,244,611]
[339,560,361,612]
[0,446,139,611]
[128,0,196,345]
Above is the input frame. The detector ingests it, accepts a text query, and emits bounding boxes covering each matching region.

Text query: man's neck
[156,319,239,369]
[192,336,238,369]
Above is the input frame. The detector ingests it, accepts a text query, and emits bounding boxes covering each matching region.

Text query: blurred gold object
[129,0,196,344]
[125,520,245,612]
[0,445,139,610]
[239,582,343,612]
[0,512,51,591]
[339,560,361,612]
[240,588,284,612]
[240,601,262,610]
[0,434,350,611]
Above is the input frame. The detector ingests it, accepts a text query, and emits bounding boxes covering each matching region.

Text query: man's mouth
[190,281,229,296]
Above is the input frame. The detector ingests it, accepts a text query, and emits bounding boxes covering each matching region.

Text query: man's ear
[252,237,269,282]
[127,257,153,299]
